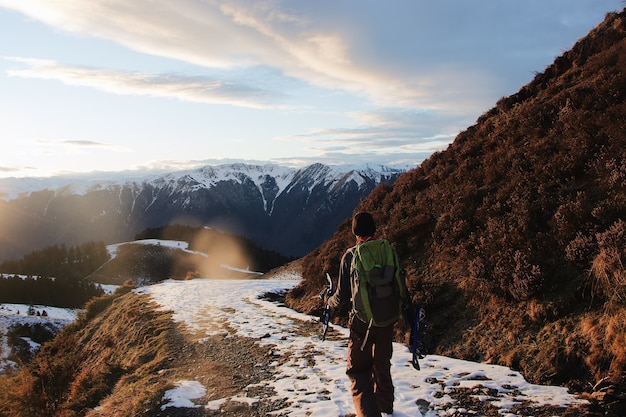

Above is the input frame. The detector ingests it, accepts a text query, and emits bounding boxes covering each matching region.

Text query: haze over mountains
[0,163,403,260]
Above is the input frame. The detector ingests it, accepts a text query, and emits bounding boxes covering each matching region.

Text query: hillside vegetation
[0,242,108,308]
[287,9,626,402]
[0,286,181,416]
[87,225,292,285]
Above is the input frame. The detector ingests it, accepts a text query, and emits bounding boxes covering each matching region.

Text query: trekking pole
[320,273,334,341]
[411,302,426,370]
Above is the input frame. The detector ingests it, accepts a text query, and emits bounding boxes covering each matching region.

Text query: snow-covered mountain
[0,163,404,260]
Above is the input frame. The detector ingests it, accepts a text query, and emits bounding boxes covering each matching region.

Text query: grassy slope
[0,286,180,416]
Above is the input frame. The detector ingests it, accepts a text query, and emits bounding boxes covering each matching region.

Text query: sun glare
[188,228,253,279]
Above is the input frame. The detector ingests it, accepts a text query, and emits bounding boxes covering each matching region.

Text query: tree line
[0,241,110,280]
[0,241,109,308]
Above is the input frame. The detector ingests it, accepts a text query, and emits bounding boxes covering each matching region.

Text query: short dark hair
[352,212,376,237]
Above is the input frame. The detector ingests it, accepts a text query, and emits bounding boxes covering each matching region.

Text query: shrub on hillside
[589,220,626,305]
[287,9,626,399]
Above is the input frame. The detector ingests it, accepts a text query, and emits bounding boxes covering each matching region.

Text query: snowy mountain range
[0,163,404,260]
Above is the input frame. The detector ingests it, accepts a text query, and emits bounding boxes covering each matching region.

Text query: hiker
[325,211,410,417]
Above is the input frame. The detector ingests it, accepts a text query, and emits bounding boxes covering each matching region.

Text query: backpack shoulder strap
[354,239,390,270]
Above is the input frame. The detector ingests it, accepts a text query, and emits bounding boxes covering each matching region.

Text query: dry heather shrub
[580,311,626,385]
[527,299,550,322]
[589,220,626,304]
[565,231,596,267]
[590,249,626,303]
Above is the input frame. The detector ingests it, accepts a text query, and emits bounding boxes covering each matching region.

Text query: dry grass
[0,282,287,417]
[0,287,179,417]
[590,248,626,306]
[581,311,626,386]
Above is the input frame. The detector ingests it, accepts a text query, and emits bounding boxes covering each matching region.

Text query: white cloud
[2,1,619,114]
[0,165,37,174]
[5,57,287,109]
[0,0,512,113]
[36,139,112,148]
[276,107,461,160]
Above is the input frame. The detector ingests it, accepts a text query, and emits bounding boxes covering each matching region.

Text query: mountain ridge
[0,163,404,260]
[0,162,406,201]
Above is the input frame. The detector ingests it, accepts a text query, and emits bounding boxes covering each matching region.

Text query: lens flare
[187,227,255,279]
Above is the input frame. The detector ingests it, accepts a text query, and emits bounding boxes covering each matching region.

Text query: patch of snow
[206,396,259,410]
[99,284,119,294]
[106,240,264,276]
[113,239,189,251]
[0,304,78,321]
[161,380,206,410]
[0,303,79,373]
[139,278,587,416]
[220,264,263,276]
[206,397,228,411]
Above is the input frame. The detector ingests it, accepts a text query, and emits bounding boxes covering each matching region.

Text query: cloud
[5,57,288,109]
[270,107,459,167]
[276,107,461,160]
[0,1,526,113]
[61,140,111,147]
[1,1,616,114]
[269,152,427,170]
[35,138,121,148]
[0,165,36,173]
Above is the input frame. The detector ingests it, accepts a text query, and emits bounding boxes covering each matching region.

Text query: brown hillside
[287,9,626,402]
[0,287,283,416]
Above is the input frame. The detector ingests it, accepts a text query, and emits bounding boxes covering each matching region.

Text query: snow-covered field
[0,304,78,373]
[138,277,587,417]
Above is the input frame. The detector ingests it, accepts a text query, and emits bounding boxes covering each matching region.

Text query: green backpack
[350,239,406,327]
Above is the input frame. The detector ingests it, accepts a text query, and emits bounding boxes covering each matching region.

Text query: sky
[0,1,623,179]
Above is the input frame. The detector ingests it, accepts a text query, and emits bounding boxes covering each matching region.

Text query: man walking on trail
[326,211,410,417]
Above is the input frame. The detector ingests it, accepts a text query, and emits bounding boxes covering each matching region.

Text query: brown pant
[346,317,395,417]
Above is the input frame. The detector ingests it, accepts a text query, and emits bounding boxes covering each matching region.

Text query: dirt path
[160,312,598,417]
[148,279,337,416]
[164,329,291,416]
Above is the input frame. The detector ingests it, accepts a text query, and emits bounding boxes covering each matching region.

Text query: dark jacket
[327,245,357,310]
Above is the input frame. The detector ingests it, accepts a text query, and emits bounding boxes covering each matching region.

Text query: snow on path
[138,278,586,416]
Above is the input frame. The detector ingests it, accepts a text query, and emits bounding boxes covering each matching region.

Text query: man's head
[352,211,376,238]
